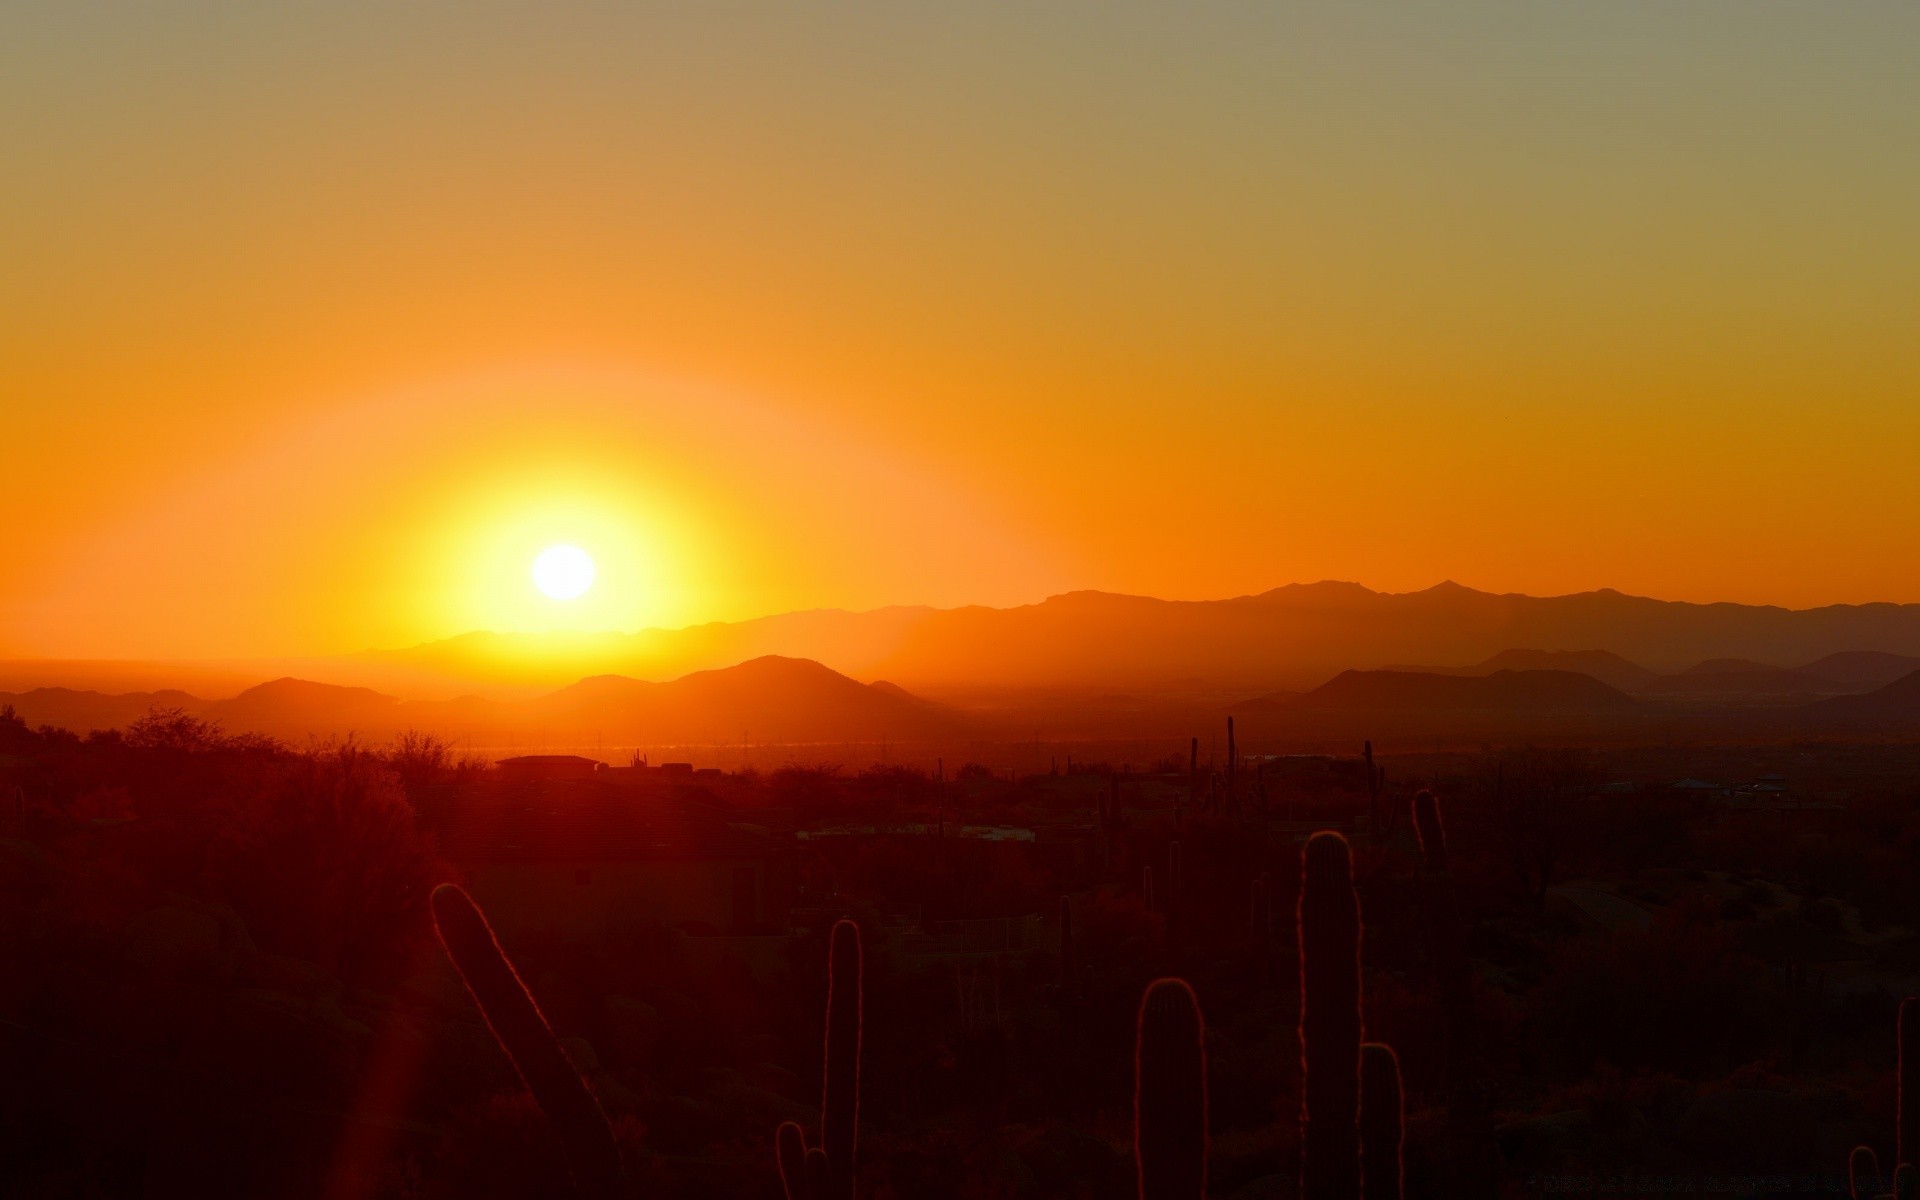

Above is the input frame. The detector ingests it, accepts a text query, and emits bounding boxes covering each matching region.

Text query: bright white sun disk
[532,544,595,600]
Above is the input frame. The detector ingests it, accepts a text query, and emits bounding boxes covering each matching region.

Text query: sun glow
[531,544,596,600]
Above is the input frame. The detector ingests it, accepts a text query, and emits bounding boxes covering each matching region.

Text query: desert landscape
[6,2,1919,1197]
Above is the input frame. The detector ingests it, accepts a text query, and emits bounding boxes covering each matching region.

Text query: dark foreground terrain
[5,704,1920,1198]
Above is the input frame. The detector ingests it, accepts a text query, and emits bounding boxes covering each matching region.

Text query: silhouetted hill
[1809,669,1920,718]
[1796,651,1920,690]
[213,678,403,733]
[2,658,958,746]
[365,608,938,696]
[1273,669,1641,714]
[1643,659,1848,702]
[528,656,955,742]
[867,679,935,706]
[1385,649,1657,693]
[1476,649,1658,692]
[0,687,206,733]
[361,582,1920,695]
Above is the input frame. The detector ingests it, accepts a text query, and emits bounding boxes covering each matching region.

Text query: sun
[531,544,596,600]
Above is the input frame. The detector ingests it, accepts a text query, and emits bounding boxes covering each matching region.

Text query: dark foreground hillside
[4,704,1920,1198]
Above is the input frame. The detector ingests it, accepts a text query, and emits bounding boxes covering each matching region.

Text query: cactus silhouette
[777,1121,807,1198]
[778,919,864,1200]
[1905,998,1920,1173]
[1362,742,1387,842]
[1060,895,1077,991]
[1360,1043,1404,1200]
[1850,1146,1910,1200]
[1854,997,1920,1199]
[1413,792,1469,1017]
[1412,791,1470,1061]
[1299,831,1362,1200]
[1135,978,1207,1200]
[1412,790,1446,871]
[1362,741,1374,826]
[1226,716,1236,799]
[1411,789,1494,1189]
[1113,838,1407,1200]
[429,884,625,1200]
[1050,895,1084,1009]
[1853,1150,1918,1200]
[1785,957,1825,1073]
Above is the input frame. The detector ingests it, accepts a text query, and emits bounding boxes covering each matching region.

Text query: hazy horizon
[16,575,1920,669]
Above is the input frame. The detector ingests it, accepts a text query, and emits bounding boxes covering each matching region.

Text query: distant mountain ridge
[1383,649,1659,693]
[10,582,1920,702]
[1810,669,1920,720]
[1795,652,1920,689]
[1641,660,1840,702]
[0,687,205,733]
[9,582,1920,747]
[346,581,1920,696]
[0,656,957,746]
[1274,669,1642,714]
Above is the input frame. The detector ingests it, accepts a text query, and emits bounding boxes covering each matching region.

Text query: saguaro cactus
[1904,998,1920,1172]
[1060,895,1076,988]
[1413,791,1469,1036]
[1135,978,1208,1200]
[430,884,625,1200]
[1299,831,1362,1200]
[1362,741,1387,842]
[1412,790,1446,871]
[1852,1145,1918,1200]
[1361,1043,1405,1200]
[1053,895,1082,1007]
[1226,717,1237,799]
[1413,790,1498,1200]
[778,919,864,1200]
[1785,957,1826,1073]
[1850,1146,1907,1200]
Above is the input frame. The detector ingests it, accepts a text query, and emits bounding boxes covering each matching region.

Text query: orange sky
[4,3,1919,660]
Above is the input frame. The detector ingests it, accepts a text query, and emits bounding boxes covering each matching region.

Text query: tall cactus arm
[1300,832,1362,1200]
[821,919,863,1200]
[430,884,626,1199]
[1412,790,1448,872]
[1360,1043,1405,1200]
[1901,998,1920,1172]
[1135,978,1208,1200]
[777,1121,808,1200]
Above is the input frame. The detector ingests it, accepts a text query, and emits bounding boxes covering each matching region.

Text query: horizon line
[9,577,1920,668]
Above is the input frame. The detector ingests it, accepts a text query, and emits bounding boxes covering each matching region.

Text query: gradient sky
[5,2,1918,660]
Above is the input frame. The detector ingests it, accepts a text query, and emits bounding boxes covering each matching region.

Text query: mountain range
[337,581,1920,698]
[9,651,1920,754]
[6,582,1920,750]
[0,657,953,748]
